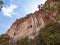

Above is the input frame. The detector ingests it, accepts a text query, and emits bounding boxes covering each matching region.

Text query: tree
[0,0,4,11]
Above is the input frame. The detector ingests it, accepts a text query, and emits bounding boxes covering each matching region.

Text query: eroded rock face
[6,0,60,41]
[6,11,45,40]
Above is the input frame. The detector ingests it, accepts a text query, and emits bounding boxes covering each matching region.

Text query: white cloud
[2,4,17,17]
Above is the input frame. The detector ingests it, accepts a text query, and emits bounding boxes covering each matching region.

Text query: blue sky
[0,0,46,35]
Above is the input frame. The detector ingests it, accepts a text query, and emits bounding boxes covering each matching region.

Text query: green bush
[57,15,60,20]
[57,3,60,14]
[36,22,60,45]
[44,4,53,13]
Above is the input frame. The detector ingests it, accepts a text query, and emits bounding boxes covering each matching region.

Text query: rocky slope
[6,11,45,41]
[6,0,60,41]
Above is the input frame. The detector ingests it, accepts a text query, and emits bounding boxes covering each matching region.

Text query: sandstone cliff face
[6,11,45,40]
[6,0,60,41]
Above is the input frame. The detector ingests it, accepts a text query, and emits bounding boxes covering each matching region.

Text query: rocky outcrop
[6,0,60,41]
[6,11,45,41]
